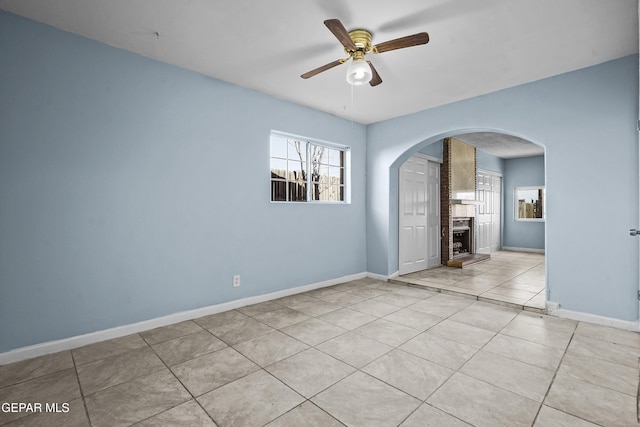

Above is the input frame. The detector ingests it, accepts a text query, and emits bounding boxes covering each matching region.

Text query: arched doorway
[394,131,547,312]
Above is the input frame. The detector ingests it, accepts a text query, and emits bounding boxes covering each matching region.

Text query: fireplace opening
[452,218,471,258]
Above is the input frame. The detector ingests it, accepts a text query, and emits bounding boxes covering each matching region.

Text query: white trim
[0,272,367,365]
[514,186,545,222]
[412,152,443,164]
[502,246,545,254]
[476,168,503,177]
[368,271,392,281]
[270,130,350,151]
[547,301,640,332]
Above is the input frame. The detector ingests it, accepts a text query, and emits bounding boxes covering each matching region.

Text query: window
[270,132,349,203]
[514,186,545,221]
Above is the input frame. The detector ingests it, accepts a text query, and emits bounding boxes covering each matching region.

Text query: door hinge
[637,290,640,301]
[637,120,640,132]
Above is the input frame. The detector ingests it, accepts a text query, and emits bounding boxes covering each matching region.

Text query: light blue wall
[367,55,639,321]
[477,150,505,175]
[418,140,443,159]
[0,13,367,353]
[503,156,545,250]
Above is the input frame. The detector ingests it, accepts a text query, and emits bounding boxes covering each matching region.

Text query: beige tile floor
[395,250,547,312]
[1,272,640,426]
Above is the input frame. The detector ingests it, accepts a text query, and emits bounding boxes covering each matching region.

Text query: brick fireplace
[440,137,489,267]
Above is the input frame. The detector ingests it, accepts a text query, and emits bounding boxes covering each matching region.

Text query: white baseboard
[367,272,392,281]
[502,247,545,254]
[0,272,368,365]
[547,301,640,332]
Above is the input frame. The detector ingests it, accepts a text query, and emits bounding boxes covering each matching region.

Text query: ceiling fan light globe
[346,60,372,85]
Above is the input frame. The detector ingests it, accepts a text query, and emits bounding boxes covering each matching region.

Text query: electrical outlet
[233,275,240,287]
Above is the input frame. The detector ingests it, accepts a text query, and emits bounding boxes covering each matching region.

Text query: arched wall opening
[390,129,548,305]
[389,130,546,261]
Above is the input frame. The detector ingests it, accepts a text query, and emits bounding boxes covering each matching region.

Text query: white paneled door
[399,155,440,275]
[476,169,502,254]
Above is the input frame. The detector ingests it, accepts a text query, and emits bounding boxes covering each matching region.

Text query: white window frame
[270,131,351,204]
[514,186,545,222]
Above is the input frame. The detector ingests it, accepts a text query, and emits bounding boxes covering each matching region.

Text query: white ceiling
[1,1,637,134]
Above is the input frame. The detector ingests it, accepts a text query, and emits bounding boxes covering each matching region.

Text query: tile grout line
[326,291,516,425]
[197,286,382,426]
[234,283,393,426]
[529,321,581,426]
[415,309,522,425]
[204,288,580,427]
[258,282,445,426]
[308,294,438,426]
[70,348,94,427]
[393,293,534,424]
[143,332,221,426]
[292,260,544,424]
[403,301,557,426]
[261,284,411,424]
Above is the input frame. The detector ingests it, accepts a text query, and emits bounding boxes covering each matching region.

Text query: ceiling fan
[301,19,429,87]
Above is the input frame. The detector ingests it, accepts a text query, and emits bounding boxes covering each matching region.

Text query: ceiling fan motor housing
[346,29,373,56]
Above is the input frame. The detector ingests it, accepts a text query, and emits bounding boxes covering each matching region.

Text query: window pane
[288,140,306,162]
[312,184,343,202]
[271,136,288,159]
[327,185,340,201]
[320,184,343,201]
[288,160,306,183]
[288,182,307,201]
[312,164,330,183]
[271,180,287,201]
[329,166,343,185]
[270,158,287,179]
[312,183,328,201]
[326,185,340,201]
[310,144,327,165]
[328,148,343,166]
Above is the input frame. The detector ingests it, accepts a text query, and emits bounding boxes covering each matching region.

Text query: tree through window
[270,132,348,202]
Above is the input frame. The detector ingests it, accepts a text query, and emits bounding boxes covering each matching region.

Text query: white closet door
[399,156,440,274]
[476,170,502,254]
[490,174,502,252]
[476,171,492,254]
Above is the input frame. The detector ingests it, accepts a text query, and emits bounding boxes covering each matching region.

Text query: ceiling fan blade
[373,32,429,54]
[300,58,347,79]
[367,61,382,87]
[324,19,356,51]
